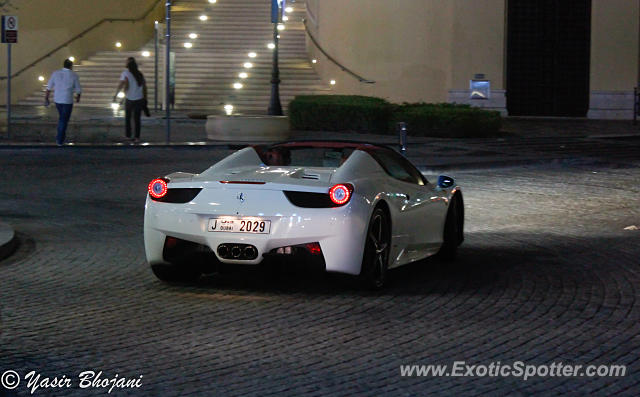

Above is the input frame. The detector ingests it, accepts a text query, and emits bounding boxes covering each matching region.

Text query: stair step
[19,0,330,111]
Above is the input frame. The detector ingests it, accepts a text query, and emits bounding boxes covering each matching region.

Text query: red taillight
[148,178,168,199]
[329,183,353,205]
[305,242,322,255]
[165,236,178,248]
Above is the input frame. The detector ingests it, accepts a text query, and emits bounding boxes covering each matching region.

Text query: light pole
[154,20,159,111]
[165,0,172,143]
[268,0,283,116]
[6,43,11,139]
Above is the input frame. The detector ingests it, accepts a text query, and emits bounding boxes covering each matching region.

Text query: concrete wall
[450,0,506,90]
[449,0,506,113]
[306,0,505,104]
[307,0,640,119]
[306,0,454,103]
[0,0,163,105]
[588,0,639,119]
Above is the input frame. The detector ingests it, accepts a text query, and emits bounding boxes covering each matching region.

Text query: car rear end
[144,168,369,276]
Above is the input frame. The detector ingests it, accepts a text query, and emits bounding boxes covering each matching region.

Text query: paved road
[0,147,639,396]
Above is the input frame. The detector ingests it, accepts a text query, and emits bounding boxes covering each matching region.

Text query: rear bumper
[158,236,327,273]
[143,193,370,275]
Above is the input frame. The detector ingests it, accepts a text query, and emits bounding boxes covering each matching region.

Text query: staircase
[20,0,330,114]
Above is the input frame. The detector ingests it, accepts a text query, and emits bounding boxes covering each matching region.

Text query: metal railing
[302,18,375,84]
[0,0,163,81]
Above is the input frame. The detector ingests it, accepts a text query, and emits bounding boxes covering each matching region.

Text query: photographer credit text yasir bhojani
[6,370,144,394]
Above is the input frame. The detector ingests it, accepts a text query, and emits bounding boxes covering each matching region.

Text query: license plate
[208,218,271,234]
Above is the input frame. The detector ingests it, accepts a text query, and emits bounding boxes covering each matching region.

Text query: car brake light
[148,178,168,199]
[305,242,322,255]
[165,236,178,248]
[329,183,353,205]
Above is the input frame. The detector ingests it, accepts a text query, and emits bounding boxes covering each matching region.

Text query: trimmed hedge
[288,95,502,137]
[288,95,394,134]
[392,102,503,137]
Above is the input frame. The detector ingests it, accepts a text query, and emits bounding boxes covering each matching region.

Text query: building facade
[305,0,639,119]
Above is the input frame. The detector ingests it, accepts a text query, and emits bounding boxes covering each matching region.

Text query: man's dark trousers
[55,103,73,145]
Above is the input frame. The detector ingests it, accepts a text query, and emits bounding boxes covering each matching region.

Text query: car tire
[437,194,462,261]
[151,263,201,283]
[359,207,391,289]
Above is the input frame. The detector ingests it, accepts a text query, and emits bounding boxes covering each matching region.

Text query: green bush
[288,95,393,134]
[392,102,503,137]
[288,95,502,137]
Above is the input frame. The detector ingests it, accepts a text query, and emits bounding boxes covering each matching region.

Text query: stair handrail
[302,18,375,84]
[0,0,163,81]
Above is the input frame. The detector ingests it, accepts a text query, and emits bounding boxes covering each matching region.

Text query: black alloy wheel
[360,207,391,289]
[437,194,462,261]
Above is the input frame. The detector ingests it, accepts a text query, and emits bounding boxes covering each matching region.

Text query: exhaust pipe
[218,243,258,260]
[217,244,229,257]
[243,245,257,259]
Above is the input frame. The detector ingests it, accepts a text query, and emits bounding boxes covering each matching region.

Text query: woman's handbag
[142,99,151,117]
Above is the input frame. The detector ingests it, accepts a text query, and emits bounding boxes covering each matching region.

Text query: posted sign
[1,15,18,43]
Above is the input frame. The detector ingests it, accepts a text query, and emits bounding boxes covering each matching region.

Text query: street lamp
[165,0,172,143]
[268,0,284,116]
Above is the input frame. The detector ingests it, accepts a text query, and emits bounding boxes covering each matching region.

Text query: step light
[141,51,151,57]
[115,42,122,48]
[189,33,198,39]
[233,82,243,89]
[248,52,257,58]
[238,72,248,79]
[267,43,275,49]
[243,62,253,68]
[224,104,234,115]
[184,42,193,48]
[199,15,208,21]
[38,76,45,82]
[117,92,125,98]
[68,56,76,62]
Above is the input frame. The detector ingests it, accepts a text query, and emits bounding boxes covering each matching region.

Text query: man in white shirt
[45,59,82,146]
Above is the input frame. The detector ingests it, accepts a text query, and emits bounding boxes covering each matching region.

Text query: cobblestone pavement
[0,147,639,396]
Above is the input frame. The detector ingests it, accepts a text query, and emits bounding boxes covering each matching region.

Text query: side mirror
[437,175,454,189]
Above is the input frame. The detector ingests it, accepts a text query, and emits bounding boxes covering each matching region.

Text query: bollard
[397,122,407,156]
[635,87,638,126]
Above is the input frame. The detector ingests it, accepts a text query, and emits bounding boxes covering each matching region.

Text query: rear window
[256,146,355,167]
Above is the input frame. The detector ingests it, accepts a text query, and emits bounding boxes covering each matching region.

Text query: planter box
[206,115,290,142]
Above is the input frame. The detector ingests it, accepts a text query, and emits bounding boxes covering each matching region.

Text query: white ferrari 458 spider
[144,141,463,288]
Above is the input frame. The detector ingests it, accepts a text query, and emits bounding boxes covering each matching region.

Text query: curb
[419,158,553,172]
[0,221,18,262]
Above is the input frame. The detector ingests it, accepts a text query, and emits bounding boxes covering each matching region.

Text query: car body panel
[144,142,461,276]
